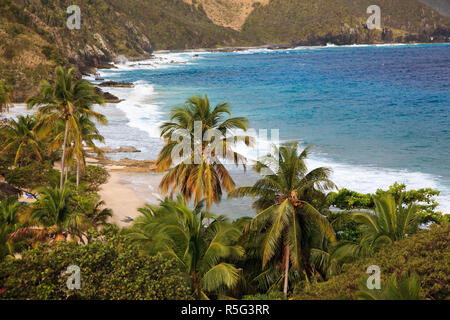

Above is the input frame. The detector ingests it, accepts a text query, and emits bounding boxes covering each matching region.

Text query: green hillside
[0,0,240,101]
[420,0,450,16]
[0,0,449,101]
[242,0,450,44]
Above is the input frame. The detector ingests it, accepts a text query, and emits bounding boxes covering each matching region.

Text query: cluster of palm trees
[0,66,110,258]
[127,96,341,298]
[27,66,107,187]
[0,69,425,298]
[127,95,424,299]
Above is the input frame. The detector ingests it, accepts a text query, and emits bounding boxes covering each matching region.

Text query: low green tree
[0,227,191,300]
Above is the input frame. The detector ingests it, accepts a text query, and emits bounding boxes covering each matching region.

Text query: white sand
[99,171,161,227]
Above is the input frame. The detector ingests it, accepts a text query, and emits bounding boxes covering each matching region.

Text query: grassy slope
[242,0,450,44]
[420,0,450,16]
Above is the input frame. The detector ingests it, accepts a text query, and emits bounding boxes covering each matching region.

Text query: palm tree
[10,184,82,243]
[127,195,244,299]
[333,194,420,260]
[228,142,336,297]
[357,273,422,300]
[27,66,106,189]
[0,81,13,114]
[157,94,250,209]
[83,200,112,229]
[0,115,42,166]
[0,197,23,259]
[56,115,105,186]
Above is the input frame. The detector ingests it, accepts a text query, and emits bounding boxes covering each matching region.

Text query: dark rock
[98,81,135,88]
[94,87,123,103]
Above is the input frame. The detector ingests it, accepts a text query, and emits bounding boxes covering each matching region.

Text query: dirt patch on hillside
[184,0,269,30]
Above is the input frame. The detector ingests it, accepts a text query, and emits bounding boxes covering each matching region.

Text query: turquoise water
[93,44,450,216]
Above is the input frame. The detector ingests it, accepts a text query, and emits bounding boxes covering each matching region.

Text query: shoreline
[97,170,161,227]
[150,41,449,55]
[86,157,161,227]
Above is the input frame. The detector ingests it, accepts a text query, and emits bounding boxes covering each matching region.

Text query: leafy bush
[4,162,60,190]
[0,227,192,300]
[81,165,110,191]
[293,223,450,300]
[327,188,373,209]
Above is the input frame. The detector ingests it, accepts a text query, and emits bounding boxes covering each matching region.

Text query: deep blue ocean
[92,43,450,216]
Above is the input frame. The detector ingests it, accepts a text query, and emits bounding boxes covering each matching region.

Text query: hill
[1,0,449,101]
[0,0,239,101]
[241,0,450,45]
[420,0,450,16]
[294,223,450,300]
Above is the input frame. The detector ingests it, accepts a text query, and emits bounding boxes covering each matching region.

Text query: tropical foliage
[126,195,244,299]
[229,142,336,296]
[0,88,447,301]
[157,94,250,209]
[332,194,420,262]
[293,223,449,300]
[357,273,422,300]
[0,227,191,300]
[0,115,42,166]
[0,80,13,113]
[27,66,106,189]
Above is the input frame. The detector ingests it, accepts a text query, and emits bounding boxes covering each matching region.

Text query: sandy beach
[95,163,163,227]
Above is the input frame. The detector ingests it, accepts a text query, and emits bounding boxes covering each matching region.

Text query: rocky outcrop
[101,146,142,153]
[94,87,123,103]
[98,81,135,88]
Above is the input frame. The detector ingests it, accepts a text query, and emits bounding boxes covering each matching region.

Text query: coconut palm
[10,183,82,243]
[56,115,105,186]
[228,142,336,297]
[27,66,106,189]
[157,94,250,209]
[0,81,13,114]
[0,115,42,166]
[333,194,420,261]
[127,195,244,299]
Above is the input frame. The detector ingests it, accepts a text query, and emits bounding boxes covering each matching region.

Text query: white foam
[305,156,450,213]
[110,81,165,139]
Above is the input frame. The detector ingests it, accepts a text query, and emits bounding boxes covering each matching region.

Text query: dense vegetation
[293,223,449,300]
[0,68,448,300]
[0,0,239,100]
[242,0,450,44]
[0,226,192,300]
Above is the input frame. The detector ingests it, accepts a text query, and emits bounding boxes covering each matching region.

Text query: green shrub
[0,227,192,300]
[293,223,450,300]
[81,165,110,191]
[4,162,60,190]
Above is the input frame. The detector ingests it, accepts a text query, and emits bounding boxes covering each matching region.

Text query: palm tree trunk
[76,159,80,187]
[60,121,69,189]
[283,245,290,298]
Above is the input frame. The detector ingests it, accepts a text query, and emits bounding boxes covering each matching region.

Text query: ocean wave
[107,81,165,139]
[305,156,450,213]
